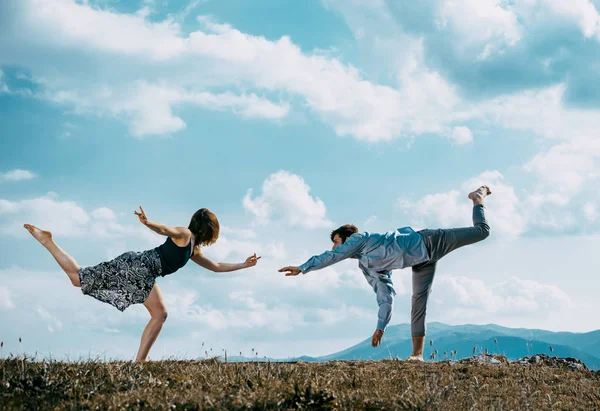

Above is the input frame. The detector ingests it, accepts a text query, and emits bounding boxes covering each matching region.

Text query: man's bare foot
[406,355,425,362]
[24,224,53,247]
[468,185,492,204]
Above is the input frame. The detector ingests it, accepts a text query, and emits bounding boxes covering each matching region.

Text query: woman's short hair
[189,208,220,247]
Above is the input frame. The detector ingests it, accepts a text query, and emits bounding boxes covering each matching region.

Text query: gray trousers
[411,204,490,337]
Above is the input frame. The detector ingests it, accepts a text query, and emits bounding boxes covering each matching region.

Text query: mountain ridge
[223,323,600,370]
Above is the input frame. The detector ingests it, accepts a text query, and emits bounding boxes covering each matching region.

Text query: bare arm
[191,247,261,273]
[134,206,189,239]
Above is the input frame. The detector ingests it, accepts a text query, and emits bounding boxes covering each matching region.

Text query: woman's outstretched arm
[134,206,188,239]
[191,247,261,273]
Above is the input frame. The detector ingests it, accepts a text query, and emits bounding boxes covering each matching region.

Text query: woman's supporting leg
[409,261,436,359]
[24,224,81,286]
[136,284,168,362]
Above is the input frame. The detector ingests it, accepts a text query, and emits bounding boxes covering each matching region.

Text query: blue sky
[1,0,600,360]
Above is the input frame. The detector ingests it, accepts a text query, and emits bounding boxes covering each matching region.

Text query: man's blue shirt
[299,227,430,331]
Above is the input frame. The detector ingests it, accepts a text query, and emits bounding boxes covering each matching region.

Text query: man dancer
[279,186,491,361]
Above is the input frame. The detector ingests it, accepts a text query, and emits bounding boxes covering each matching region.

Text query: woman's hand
[134,206,148,225]
[244,253,262,268]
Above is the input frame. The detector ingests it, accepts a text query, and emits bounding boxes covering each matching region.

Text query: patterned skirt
[78,249,164,312]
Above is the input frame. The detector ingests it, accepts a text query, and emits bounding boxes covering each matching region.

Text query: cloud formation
[0,193,156,243]
[244,171,332,228]
[434,275,572,315]
[0,169,36,182]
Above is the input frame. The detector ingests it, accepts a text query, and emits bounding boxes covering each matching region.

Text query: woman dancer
[24,207,260,361]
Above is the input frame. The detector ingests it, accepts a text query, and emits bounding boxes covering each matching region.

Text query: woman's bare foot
[24,224,53,247]
[406,355,425,362]
[468,186,492,205]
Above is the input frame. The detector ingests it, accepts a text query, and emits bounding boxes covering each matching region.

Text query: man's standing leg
[408,260,436,360]
[407,186,492,361]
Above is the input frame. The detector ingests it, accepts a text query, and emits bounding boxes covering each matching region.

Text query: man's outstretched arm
[279,233,366,276]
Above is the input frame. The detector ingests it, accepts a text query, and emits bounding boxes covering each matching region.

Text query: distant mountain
[220,323,600,370]
[225,355,320,363]
[316,323,600,369]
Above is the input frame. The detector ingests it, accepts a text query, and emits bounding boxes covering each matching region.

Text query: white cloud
[321,0,600,145]
[207,236,261,261]
[4,0,597,146]
[433,275,572,318]
[398,189,465,228]
[584,202,598,222]
[163,288,302,332]
[0,287,15,309]
[264,242,287,260]
[22,0,186,60]
[0,193,156,243]
[469,85,599,141]
[0,0,466,141]
[314,305,371,326]
[90,207,117,221]
[111,84,289,138]
[0,194,90,237]
[523,139,600,202]
[0,169,37,182]
[0,267,126,345]
[229,290,266,311]
[49,82,289,138]
[171,0,205,24]
[528,0,600,40]
[438,0,523,57]
[244,171,332,228]
[204,232,285,263]
[448,85,600,212]
[450,126,473,145]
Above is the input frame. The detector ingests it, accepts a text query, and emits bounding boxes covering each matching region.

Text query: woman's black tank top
[156,235,194,276]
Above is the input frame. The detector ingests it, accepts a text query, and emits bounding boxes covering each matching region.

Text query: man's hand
[372,329,384,347]
[278,266,301,276]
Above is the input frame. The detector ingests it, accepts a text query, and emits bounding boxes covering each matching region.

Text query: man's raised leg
[407,186,492,361]
[422,186,491,262]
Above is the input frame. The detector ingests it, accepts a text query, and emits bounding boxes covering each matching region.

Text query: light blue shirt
[299,227,430,331]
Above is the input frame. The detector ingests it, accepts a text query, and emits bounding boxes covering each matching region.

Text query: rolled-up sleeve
[299,233,366,274]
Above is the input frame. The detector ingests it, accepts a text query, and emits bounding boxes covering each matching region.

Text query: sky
[1,0,600,361]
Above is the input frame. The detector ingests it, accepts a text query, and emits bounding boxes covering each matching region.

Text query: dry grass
[1,357,600,410]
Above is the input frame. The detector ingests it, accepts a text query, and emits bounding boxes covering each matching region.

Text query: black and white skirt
[78,249,163,311]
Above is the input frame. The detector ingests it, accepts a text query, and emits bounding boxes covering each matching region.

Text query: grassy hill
[1,357,599,410]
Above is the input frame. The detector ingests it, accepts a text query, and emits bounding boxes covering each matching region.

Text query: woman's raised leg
[24,224,81,286]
